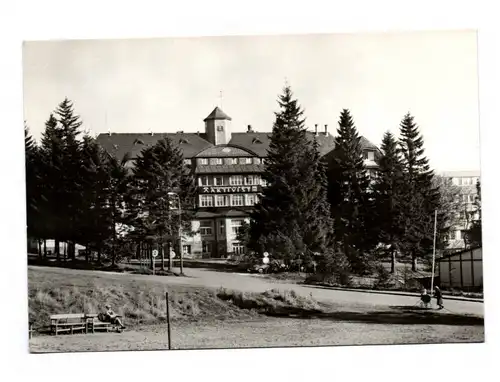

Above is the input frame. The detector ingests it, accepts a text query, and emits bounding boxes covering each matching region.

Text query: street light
[168,192,184,275]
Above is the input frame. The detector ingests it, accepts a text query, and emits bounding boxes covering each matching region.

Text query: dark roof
[229,132,271,157]
[203,107,232,122]
[97,129,379,162]
[195,164,264,174]
[96,132,213,159]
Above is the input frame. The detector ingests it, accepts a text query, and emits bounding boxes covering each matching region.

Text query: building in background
[97,106,380,259]
[441,170,481,251]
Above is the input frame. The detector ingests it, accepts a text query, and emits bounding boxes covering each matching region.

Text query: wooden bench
[86,313,124,333]
[50,313,88,335]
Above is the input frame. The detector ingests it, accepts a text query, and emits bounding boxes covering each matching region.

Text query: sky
[22,30,480,172]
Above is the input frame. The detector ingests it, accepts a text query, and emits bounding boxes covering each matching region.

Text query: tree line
[25,89,482,277]
[242,86,482,276]
[25,98,196,270]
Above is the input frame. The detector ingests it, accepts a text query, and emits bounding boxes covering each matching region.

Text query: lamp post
[168,192,184,275]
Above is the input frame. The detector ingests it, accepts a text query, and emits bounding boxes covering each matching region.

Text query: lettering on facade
[200,185,261,194]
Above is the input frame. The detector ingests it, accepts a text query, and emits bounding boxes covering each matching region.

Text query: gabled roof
[96,132,213,160]
[203,107,232,122]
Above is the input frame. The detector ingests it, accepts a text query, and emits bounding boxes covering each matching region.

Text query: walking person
[434,286,444,310]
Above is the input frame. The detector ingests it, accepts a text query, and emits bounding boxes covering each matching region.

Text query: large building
[441,170,481,250]
[97,107,379,259]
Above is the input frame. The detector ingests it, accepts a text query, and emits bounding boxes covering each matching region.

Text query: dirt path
[29,316,484,353]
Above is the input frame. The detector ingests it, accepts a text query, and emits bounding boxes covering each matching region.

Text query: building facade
[441,170,481,250]
[97,106,379,259]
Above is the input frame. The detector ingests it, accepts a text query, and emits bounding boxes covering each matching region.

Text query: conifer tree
[249,85,333,263]
[372,131,406,273]
[39,113,65,260]
[398,113,440,270]
[25,123,42,255]
[54,98,84,260]
[129,137,197,273]
[327,109,372,274]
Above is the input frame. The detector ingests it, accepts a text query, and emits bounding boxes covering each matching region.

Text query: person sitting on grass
[104,304,126,329]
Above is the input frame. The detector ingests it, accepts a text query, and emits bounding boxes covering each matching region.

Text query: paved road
[30,265,485,316]
[100,267,485,316]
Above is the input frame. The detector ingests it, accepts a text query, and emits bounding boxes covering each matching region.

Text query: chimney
[247,125,253,133]
[324,124,328,135]
[314,124,318,136]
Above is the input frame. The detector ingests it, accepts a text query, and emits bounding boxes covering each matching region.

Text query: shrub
[373,264,392,289]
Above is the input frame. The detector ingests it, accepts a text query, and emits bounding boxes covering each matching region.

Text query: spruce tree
[327,109,372,274]
[372,131,406,273]
[398,113,440,271]
[25,123,42,256]
[55,98,84,260]
[39,113,65,260]
[129,137,197,273]
[249,85,333,263]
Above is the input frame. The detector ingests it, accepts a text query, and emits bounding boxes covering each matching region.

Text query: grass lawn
[28,266,484,353]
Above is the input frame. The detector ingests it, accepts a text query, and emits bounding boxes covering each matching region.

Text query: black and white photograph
[22,30,484,354]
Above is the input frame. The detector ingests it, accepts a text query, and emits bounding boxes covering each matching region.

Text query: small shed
[438,247,482,290]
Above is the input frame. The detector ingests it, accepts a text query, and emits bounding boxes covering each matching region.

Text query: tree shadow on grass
[264,305,484,326]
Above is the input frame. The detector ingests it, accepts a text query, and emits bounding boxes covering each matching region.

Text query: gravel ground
[29,316,484,353]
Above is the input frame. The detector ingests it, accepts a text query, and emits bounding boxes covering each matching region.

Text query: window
[238,157,252,165]
[202,242,212,254]
[217,125,224,131]
[261,158,266,165]
[219,221,225,235]
[183,159,191,166]
[231,219,244,235]
[253,158,261,165]
[227,158,238,165]
[455,230,462,240]
[199,221,213,235]
[200,195,213,207]
[232,243,246,255]
[246,194,256,205]
[230,175,243,186]
[214,176,223,186]
[198,158,208,165]
[182,245,192,255]
[245,176,254,185]
[199,176,209,186]
[231,195,244,206]
[210,158,223,165]
[215,195,228,207]
[261,178,268,187]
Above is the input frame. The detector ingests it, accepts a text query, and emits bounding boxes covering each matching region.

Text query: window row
[197,219,246,236]
[199,175,267,187]
[199,194,259,207]
[452,177,479,186]
[197,157,265,166]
